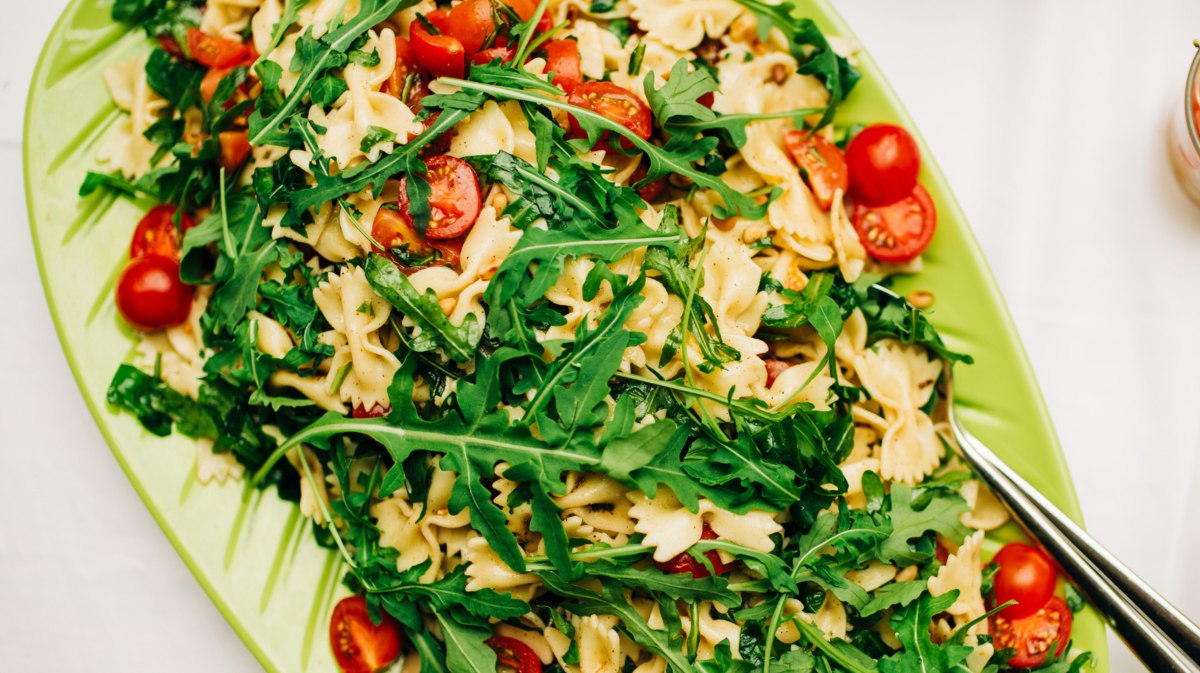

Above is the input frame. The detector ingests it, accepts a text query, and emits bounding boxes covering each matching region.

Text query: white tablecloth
[4,1,1200,671]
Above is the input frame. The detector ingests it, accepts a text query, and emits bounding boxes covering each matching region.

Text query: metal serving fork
[947,390,1200,671]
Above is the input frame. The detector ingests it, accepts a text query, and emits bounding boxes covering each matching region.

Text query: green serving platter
[24,0,1109,670]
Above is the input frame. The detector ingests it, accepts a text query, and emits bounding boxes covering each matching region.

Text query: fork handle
[952,424,1200,671]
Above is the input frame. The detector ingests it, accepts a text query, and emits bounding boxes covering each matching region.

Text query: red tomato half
[992,543,1057,619]
[186,27,252,69]
[471,44,515,66]
[655,524,731,579]
[784,130,848,211]
[130,205,194,260]
[763,359,793,388]
[845,123,921,207]
[116,255,194,331]
[992,596,1073,668]
[486,635,542,673]
[629,164,665,202]
[411,11,466,79]
[382,37,426,105]
[568,82,652,150]
[219,130,252,174]
[543,39,582,92]
[851,184,936,263]
[396,155,481,240]
[372,204,466,271]
[445,0,494,55]
[330,595,403,673]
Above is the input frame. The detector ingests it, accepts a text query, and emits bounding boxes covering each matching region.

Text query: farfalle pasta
[92,1,1085,672]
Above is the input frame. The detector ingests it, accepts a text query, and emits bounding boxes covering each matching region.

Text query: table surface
[5,1,1200,671]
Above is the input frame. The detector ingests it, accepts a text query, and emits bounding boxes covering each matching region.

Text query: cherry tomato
[629,165,665,202]
[445,0,494,55]
[130,205,194,260]
[763,358,793,388]
[845,123,921,207]
[382,37,426,104]
[992,543,1058,619]
[471,44,515,66]
[218,130,252,174]
[395,155,481,240]
[157,34,185,59]
[352,404,390,418]
[116,254,194,331]
[486,635,542,673]
[200,67,229,104]
[991,596,1073,668]
[186,27,252,69]
[411,11,466,79]
[330,595,403,673]
[851,184,936,263]
[542,39,582,92]
[372,204,466,271]
[784,130,848,211]
[567,82,652,150]
[655,524,731,579]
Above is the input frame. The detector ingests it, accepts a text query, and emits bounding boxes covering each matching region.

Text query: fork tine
[950,421,1197,671]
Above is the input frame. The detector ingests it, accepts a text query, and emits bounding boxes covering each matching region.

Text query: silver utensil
[947,391,1200,671]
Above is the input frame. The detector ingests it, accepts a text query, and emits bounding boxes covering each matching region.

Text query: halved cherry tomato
[543,39,582,92]
[157,34,185,59]
[200,67,229,104]
[991,596,1073,668]
[219,130,252,173]
[411,11,466,79]
[396,155,481,240]
[372,204,466,271]
[486,635,542,673]
[330,595,403,673]
[763,358,793,388]
[851,184,936,263]
[992,543,1057,619]
[116,254,194,331]
[629,164,665,202]
[471,44,515,66]
[567,82,652,150]
[655,524,731,579]
[186,27,252,69]
[845,123,921,207]
[445,0,494,55]
[784,130,848,211]
[352,404,390,419]
[382,37,425,103]
[130,205,194,260]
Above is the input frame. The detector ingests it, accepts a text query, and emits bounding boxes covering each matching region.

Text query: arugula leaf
[107,364,218,438]
[644,59,718,131]
[145,48,204,110]
[364,254,481,362]
[858,580,928,618]
[793,618,879,673]
[880,484,971,566]
[582,562,740,608]
[435,611,499,673]
[732,0,861,130]
[879,592,973,673]
[854,283,973,365]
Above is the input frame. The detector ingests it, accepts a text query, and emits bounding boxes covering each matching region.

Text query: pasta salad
[89,0,1091,671]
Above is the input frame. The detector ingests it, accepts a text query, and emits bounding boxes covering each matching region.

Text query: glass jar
[1168,41,1200,205]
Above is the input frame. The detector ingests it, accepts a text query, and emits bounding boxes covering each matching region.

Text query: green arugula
[364,255,482,362]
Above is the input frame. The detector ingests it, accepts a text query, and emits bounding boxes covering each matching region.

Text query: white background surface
[3,1,1200,671]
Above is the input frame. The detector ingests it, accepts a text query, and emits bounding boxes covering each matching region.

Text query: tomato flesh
[655,524,731,579]
[992,543,1057,619]
[486,635,542,673]
[116,254,194,331]
[372,204,466,271]
[543,39,582,92]
[130,205,194,260]
[471,44,515,66]
[630,165,665,202]
[352,404,390,419]
[446,0,495,55]
[396,155,481,240]
[411,11,466,79]
[851,184,936,263]
[186,27,252,69]
[567,82,652,150]
[330,595,403,673]
[219,130,252,174]
[382,36,428,107]
[763,359,793,388]
[784,130,848,211]
[845,123,921,207]
[992,596,1073,668]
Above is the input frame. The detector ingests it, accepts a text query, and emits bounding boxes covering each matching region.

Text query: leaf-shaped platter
[24,0,1109,670]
